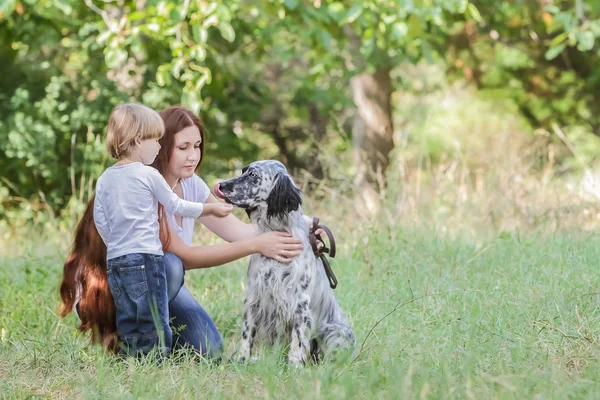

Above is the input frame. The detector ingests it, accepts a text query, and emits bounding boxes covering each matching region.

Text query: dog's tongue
[213,183,225,199]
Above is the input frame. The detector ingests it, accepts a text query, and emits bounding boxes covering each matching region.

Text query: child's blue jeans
[106,253,172,357]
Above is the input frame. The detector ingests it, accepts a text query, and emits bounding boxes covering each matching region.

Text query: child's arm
[146,168,205,218]
[93,195,109,243]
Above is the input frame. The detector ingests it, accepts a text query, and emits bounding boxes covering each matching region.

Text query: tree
[265,0,474,212]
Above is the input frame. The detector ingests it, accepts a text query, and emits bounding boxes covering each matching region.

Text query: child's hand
[202,203,234,218]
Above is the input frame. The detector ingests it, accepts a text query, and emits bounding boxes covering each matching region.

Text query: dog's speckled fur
[218,161,355,366]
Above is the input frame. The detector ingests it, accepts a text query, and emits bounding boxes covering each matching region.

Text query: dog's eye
[249,172,258,178]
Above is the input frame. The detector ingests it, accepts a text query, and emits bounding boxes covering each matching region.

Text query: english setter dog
[215,160,355,366]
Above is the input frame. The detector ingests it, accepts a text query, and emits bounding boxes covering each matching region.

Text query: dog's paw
[234,353,248,364]
[288,348,307,368]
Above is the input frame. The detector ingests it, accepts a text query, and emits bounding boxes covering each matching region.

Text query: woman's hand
[253,232,304,263]
[308,219,325,252]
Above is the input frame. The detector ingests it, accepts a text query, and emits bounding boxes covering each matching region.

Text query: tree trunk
[350,68,395,214]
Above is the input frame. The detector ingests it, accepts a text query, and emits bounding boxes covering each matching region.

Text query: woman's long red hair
[59,105,205,352]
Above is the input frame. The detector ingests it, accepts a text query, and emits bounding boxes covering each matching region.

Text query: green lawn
[2,224,600,399]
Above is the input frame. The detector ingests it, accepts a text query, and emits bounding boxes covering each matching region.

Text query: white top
[165,174,210,246]
[93,162,204,260]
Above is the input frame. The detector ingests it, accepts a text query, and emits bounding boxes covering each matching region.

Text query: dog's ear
[266,174,302,219]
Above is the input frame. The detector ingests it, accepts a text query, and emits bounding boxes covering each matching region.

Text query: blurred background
[1,0,600,240]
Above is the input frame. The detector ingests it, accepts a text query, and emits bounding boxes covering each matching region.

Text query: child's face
[137,138,161,165]
[168,125,202,179]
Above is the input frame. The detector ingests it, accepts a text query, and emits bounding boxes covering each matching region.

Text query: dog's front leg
[237,300,257,363]
[288,293,312,367]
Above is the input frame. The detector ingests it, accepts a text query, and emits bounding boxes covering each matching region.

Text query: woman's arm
[198,194,257,242]
[199,194,327,250]
[165,224,302,270]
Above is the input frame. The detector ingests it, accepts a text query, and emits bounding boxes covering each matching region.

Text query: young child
[93,103,232,357]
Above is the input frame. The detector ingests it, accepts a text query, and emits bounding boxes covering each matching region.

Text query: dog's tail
[314,265,356,359]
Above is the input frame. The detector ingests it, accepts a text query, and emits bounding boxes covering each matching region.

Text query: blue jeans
[107,253,172,357]
[163,252,224,359]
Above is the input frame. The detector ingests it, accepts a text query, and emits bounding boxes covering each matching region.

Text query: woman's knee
[163,252,184,303]
[206,328,224,359]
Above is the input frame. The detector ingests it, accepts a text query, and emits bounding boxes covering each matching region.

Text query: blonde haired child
[94,103,232,357]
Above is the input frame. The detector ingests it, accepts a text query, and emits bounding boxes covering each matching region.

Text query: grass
[2,216,600,399]
[2,78,600,398]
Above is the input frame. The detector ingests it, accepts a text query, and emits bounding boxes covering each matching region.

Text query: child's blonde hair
[106,103,165,159]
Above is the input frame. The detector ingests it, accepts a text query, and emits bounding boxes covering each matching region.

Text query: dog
[215,160,355,366]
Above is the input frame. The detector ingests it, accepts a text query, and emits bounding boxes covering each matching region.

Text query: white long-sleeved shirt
[93,162,204,260]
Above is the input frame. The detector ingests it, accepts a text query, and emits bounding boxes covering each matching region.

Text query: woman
[59,105,307,358]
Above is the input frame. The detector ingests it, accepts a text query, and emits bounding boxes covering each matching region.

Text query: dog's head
[215,160,302,219]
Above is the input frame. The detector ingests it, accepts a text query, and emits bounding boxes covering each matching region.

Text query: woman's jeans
[163,252,224,359]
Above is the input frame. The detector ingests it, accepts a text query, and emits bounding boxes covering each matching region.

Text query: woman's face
[168,125,202,180]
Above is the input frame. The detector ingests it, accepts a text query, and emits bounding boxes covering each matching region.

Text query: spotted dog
[215,160,355,366]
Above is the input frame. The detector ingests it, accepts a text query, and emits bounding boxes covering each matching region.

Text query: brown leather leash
[309,217,338,289]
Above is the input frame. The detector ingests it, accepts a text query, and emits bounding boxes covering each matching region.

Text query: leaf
[203,14,219,28]
[457,0,468,14]
[128,11,145,21]
[54,0,72,16]
[172,58,185,79]
[0,0,17,20]
[190,45,206,62]
[467,3,483,24]
[576,31,596,52]
[156,65,171,87]
[219,23,235,42]
[421,39,433,64]
[182,89,202,114]
[104,46,127,69]
[544,5,560,14]
[284,0,298,10]
[192,25,208,43]
[146,23,160,32]
[345,4,363,23]
[318,29,332,51]
[392,22,408,40]
[544,43,566,60]
[328,2,345,21]
[550,32,567,47]
[96,30,111,46]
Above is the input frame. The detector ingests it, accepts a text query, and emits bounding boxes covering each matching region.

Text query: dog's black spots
[301,283,309,291]
[251,327,257,338]
[296,300,308,313]
[264,269,273,283]
[310,339,321,364]
[282,271,290,280]
[242,331,248,340]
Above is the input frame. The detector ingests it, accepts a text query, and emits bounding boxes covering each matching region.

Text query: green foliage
[450,0,600,143]
[1,0,599,221]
